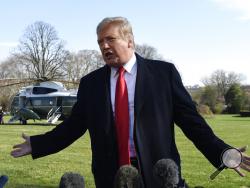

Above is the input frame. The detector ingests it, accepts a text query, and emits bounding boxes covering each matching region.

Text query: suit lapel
[102,65,114,134]
[134,54,150,118]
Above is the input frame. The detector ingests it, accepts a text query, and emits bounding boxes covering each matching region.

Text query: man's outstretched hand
[234,146,250,177]
[11,133,32,158]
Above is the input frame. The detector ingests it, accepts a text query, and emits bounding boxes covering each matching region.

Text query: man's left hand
[234,146,250,176]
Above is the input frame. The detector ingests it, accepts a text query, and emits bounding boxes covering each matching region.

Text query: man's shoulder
[140,58,175,74]
[136,54,174,70]
[80,65,108,82]
[145,59,173,67]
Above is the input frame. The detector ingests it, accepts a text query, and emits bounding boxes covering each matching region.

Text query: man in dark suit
[11,17,250,188]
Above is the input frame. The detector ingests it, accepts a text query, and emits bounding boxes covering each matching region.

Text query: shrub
[214,103,225,114]
[197,104,213,117]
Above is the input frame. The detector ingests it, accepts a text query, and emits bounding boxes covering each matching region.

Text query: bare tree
[135,44,164,60]
[14,21,69,81]
[0,56,27,79]
[64,50,104,82]
[0,56,36,111]
[202,69,244,99]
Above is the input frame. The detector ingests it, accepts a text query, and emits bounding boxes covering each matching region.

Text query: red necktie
[115,67,130,166]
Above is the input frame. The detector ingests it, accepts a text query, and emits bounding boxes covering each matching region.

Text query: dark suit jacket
[30,53,230,188]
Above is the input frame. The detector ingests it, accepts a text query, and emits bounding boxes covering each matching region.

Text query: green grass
[0,115,250,188]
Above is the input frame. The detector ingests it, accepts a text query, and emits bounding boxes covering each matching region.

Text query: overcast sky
[0,0,250,86]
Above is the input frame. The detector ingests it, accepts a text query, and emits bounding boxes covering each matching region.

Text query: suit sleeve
[30,78,88,159]
[170,64,231,168]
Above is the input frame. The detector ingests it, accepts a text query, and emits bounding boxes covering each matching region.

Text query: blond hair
[96,16,135,48]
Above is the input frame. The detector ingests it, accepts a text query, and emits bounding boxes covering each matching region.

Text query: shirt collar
[111,53,137,77]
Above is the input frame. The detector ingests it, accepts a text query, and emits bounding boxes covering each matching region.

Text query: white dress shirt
[110,53,137,157]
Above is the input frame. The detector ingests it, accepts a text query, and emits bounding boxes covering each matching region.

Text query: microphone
[153,159,179,188]
[59,172,85,188]
[114,165,144,188]
[0,175,8,188]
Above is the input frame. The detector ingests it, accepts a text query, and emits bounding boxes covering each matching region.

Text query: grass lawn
[0,114,250,188]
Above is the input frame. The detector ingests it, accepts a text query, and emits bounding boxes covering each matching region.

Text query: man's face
[97,24,134,67]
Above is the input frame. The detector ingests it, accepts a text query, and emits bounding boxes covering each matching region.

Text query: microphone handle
[210,164,224,180]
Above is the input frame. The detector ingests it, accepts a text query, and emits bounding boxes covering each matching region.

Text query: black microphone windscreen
[0,175,8,187]
[153,159,179,188]
[59,172,85,188]
[114,165,143,188]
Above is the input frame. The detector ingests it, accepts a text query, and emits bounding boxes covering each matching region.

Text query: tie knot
[118,67,126,76]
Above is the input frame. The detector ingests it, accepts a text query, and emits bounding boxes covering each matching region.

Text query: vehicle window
[33,87,57,94]
[31,97,56,106]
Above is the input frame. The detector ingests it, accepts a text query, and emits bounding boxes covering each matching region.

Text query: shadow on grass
[220,115,250,121]
[1,123,56,126]
[232,115,250,118]
[13,185,56,188]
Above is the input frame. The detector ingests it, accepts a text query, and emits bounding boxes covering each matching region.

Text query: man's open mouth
[104,51,115,60]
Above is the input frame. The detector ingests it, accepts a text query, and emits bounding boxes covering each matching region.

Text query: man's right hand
[11,133,32,157]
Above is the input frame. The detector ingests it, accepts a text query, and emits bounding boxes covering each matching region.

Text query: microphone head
[114,165,143,188]
[59,172,85,188]
[153,159,179,188]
